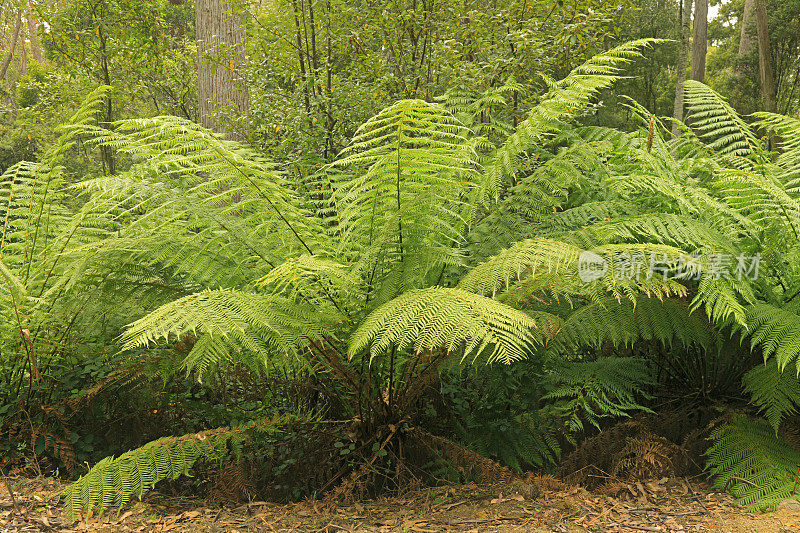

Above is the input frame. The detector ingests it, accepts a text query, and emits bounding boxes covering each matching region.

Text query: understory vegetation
[3,0,800,520]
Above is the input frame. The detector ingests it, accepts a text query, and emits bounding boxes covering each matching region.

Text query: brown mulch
[1,475,799,532]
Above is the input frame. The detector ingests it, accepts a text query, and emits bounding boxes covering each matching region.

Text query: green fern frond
[542,357,654,434]
[752,112,800,183]
[712,167,800,231]
[458,238,582,297]
[348,287,538,364]
[684,81,760,163]
[331,99,479,280]
[548,201,641,231]
[62,415,294,517]
[563,213,737,254]
[707,416,800,511]
[742,303,800,373]
[483,39,662,198]
[257,254,362,309]
[743,360,800,432]
[551,298,712,352]
[121,290,336,375]
[691,277,751,328]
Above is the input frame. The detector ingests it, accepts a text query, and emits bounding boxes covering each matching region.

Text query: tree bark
[690,0,707,82]
[27,11,43,64]
[0,9,23,83]
[755,0,776,112]
[672,0,692,136]
[195,0,249,140]
[738,0,757,60]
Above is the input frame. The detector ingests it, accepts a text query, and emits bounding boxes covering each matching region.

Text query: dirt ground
[2,475,800,533]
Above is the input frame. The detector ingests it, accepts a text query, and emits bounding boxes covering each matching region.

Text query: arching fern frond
[483,39,662,198]
[543,357,654,434]
[348,287,538,364]
[684,81,760,163]
[707,416,800,511]
[458,238,582,297]
[691,277,752,328]
[742,303,800,373]
[120,290,336,375]
[550,298,712,352]
[62,415,295,518]
[743,360,800,432]
[752,112,800,184]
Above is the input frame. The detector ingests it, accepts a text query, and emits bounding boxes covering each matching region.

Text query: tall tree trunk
[672,0,692,136]
[19,25,26,75]
[755,0,776,113]
[690,0,707,82]
[98,20,116,175]
[0,9,23,83]
[738,0,757,61]
[27,11,43,64]
[195,0,249,140]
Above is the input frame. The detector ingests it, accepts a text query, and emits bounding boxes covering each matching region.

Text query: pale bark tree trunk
[755,0,776,112]
[195,0,249,140]
[26,11,43,64]
[672,0,692,136]
[738,0,757,60]
[690,0,707,82]
[0,9,23,83]
[19,25,26,75]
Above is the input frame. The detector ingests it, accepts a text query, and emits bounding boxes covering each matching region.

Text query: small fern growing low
[542,357,655,436]
[707,416,800,511]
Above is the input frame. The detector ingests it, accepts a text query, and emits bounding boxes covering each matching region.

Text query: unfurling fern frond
[348,287,538,364]
[743,360,800,432]
[62,416,294,517]
[707,416,800,511]
[484,39,661,197]
[542,357,654,435]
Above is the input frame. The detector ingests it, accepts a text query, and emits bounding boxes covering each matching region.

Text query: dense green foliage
[3,0,800,518]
